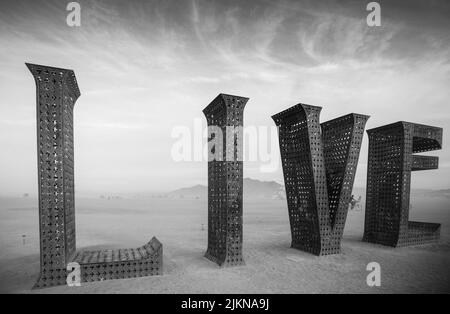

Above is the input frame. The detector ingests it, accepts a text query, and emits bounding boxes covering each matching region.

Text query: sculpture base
[291,241,342,256]
[33,237,163,289]
[204,251,245,267]
[363,221,440,247]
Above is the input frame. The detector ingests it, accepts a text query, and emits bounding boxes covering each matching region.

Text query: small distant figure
[201,224,205,231]
[22,235,26,245]
[349,195,362,211]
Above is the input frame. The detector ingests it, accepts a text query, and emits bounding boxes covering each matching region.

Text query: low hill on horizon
[167,178,286,200]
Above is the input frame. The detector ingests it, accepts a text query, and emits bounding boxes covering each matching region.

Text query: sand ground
[0,194,449,294]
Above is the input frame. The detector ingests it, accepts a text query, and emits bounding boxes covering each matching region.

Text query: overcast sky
[0,0,449,196]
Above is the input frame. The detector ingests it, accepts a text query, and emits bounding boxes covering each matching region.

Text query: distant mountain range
[167,184,207,199]
[167,178,286,200]
[412,189,450,199]
[132,180,450,201]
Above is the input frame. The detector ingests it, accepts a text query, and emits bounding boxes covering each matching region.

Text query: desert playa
[0,186,449,294]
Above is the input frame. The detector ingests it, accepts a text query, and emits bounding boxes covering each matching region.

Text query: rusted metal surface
[203,94,248,266]
[363,122,442,247]
[273,103,369,255]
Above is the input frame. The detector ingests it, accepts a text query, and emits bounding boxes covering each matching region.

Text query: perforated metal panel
[272,104,369,255]
[363,122,442,247]
[203,94,248,266]
[27,63,162,288]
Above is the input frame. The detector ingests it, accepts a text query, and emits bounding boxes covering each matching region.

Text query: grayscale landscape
[1,0,449,296]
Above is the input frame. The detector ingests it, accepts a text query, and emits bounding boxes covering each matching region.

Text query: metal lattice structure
[27,63,162,288]
[272,104,369,256]
[363,122,443,247]
[203,94,248,266]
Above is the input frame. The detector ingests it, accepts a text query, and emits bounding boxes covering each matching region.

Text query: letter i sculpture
[203,94,248,266]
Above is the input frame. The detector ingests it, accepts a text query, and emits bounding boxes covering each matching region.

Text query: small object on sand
[349,195,362,211]
[22,235,26,245]
[286,255,304,263]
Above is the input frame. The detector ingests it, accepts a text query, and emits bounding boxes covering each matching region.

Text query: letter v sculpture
[272,104,369,255]
[27,63,162,288]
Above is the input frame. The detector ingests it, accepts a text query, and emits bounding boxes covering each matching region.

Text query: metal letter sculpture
[27,63,162,288]
[363,122,443,247]
[203,94,248,266]
[272,104,369,255]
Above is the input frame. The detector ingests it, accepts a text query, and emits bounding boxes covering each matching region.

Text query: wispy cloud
[0,0,449,194]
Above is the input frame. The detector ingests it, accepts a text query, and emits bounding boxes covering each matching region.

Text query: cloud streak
[0,0,449,195]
